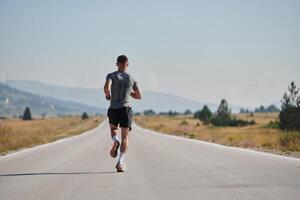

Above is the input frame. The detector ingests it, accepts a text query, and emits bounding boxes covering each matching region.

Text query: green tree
[240,108,251,114]
[217,99,231,117]
[279,82,300,131]
[143,109,156,116]
[194,105,212,124]
[211,100,255,127]
[183,109,193,115]
[255,105,265,113]
[266,105,280,112]
[240,108,245,113]
[255,105,280,113]
[22,107,32,120]
[81,112,89,120]
[168,110,179,116]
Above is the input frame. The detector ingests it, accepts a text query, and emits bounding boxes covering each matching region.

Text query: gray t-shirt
[106,70,138,109]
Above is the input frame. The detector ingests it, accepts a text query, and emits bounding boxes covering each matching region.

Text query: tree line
[20,81,300,131]
[194,81,300,131]
[194,99,255,127]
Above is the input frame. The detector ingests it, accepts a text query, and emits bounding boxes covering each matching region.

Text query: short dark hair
[117,55,128,63]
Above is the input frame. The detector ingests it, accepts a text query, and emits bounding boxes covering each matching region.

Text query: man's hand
[130,86,142,100]
[106,94,111,101]
[103,79,112,101]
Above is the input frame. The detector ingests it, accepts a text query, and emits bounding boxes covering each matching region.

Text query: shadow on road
[0,171,117,176]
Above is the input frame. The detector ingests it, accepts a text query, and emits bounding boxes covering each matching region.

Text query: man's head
[116,55,129,71]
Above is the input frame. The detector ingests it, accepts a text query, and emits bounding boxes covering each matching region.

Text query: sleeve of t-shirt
[106,73,112,81]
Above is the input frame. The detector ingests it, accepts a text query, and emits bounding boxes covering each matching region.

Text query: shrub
[211,115,231,126]
[231,118,256,127]
[265,121,280,129]
[179,120,189,126]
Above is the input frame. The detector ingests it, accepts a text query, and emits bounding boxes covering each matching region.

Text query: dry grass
[134,113,300,155]
[0,116,105,155]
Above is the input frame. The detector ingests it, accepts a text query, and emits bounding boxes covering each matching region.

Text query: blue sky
[0,0,299,107]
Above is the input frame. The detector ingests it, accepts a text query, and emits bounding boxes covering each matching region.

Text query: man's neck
[117,68,125,73]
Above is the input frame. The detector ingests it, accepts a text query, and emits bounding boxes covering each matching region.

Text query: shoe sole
[110,141,120,158]
[116,164,125,172]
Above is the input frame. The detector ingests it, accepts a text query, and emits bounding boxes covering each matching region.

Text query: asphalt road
[0,119,300,200]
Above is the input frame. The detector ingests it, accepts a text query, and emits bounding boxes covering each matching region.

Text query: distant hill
[6,80,245,113]
[132,91,220,112]
[0,84,105,117]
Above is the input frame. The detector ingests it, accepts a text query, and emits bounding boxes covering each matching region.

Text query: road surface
[0,119,300,200]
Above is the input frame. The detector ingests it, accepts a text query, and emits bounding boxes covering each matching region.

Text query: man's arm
[103,79,112,101]
[130,84,142,100]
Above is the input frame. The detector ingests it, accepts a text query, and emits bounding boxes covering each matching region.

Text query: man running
[103,55,142,172]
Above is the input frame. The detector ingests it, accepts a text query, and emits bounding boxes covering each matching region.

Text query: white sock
[111,135,119,143]
[117,152,126,164]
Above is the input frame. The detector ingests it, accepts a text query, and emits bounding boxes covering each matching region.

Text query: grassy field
[0,116,105,155]
[134,113,300,157]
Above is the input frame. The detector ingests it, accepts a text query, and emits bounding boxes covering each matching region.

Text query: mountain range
[0,83,105,117]
[2,80,255,116]
[5,80,227,113]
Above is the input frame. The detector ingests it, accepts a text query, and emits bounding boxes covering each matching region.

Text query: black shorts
[107,106,133,131]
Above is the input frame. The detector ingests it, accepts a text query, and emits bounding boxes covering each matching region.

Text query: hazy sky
[0,0,299,107]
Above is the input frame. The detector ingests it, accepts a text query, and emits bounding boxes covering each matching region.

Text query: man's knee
[109,125,118,134]
[110,127,117,131]
[110,123,117,129]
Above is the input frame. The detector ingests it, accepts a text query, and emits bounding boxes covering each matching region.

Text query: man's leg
[116,107,132,172]
[117,127,129,165]
[109,123,120,158]
[110,123,118,141]
[120,127,129,153]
